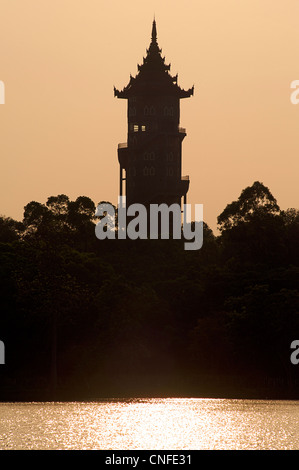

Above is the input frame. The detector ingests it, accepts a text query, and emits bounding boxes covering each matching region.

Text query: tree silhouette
[0,216,23,242]
[217,181,280,232]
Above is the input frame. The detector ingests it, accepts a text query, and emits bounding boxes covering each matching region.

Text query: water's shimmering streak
[0,398,298,450]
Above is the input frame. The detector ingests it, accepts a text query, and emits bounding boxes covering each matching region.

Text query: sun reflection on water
[0,398,299,450]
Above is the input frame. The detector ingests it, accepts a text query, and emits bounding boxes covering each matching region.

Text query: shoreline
[0,374,298,402]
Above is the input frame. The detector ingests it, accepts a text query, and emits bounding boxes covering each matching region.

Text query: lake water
[0,398,298,450]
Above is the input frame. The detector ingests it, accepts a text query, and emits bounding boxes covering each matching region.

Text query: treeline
[0,181,299,399]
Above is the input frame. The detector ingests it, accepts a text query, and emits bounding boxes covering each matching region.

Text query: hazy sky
[1,0,299,232]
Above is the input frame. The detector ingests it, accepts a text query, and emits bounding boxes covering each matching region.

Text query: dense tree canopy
[0,182,298,399]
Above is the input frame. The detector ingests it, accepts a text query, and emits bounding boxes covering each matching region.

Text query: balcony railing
[178,127,186,134]
[118,142,128,149]
[181,175,189,181]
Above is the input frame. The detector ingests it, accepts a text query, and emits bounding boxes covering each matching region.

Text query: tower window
[164,106,174,116]
[144,106,149,115]
[130,123,139,132]
[150,106,156,115]
[141,125,146,132]
[144,151,155,160]
[143,166,155,176]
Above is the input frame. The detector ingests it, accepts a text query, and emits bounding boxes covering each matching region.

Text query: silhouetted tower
[114,20,194,209]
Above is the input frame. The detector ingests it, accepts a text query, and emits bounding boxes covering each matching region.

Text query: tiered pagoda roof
[114,20,194,99]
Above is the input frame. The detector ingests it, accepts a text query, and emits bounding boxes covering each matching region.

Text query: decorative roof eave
[114,86,128,99]
[114,83,194,99]
[180,85,194,99]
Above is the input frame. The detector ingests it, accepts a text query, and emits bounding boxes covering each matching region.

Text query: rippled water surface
[0,398,299,450]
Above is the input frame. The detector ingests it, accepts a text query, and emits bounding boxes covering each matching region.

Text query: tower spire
[151,18,157,43]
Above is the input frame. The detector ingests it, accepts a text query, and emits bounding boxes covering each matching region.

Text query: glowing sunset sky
[1,0,299,232]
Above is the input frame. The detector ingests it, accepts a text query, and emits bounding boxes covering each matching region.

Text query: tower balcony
[178,127,186,140]
[118,142,128,149]
[179,175,190,196]
[118,142,129,168]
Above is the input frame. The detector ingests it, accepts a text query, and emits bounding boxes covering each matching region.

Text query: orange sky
[1,0,299,233]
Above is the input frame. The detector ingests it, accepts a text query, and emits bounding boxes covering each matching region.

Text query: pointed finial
[151,18,157,43]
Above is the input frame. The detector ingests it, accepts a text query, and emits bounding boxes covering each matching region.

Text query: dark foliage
[0,182,299,399]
